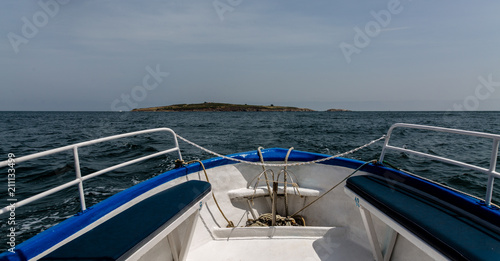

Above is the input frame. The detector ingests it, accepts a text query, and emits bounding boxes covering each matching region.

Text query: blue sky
[1,0,499,111]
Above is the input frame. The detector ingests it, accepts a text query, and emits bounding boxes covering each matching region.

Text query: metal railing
[379,123,500,207]
[0,128,182,215]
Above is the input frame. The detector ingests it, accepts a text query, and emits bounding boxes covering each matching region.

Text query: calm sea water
[1,111,499,247]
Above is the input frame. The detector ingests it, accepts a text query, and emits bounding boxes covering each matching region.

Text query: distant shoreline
[132,103,352,112]
[132,103,316,112]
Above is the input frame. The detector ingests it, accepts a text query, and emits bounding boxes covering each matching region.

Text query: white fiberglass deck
[187,228,371,261]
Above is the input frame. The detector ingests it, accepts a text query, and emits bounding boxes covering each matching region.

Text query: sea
[1,111,499,248]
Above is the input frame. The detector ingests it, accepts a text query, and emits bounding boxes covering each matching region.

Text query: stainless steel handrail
[0,128,182,215]
[379,123,500,206]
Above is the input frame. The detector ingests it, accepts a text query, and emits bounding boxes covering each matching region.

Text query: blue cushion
[39,180,210,261]
[346,174,500,261]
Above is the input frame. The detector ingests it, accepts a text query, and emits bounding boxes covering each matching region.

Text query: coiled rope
[175,134,386,167]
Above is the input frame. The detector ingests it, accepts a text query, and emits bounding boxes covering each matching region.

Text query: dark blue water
[1,111,499,247]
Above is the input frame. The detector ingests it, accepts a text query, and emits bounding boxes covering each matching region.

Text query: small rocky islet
[132,102,351,112]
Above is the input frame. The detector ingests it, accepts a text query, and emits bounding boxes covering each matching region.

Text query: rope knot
[174,159,185,168]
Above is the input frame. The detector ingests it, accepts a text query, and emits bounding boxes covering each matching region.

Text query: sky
[1,0,500,111]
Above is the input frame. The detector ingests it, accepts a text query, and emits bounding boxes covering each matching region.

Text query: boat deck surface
[187,229,372,260]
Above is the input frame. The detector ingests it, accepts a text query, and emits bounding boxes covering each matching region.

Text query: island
[326,108,351,112]
[132,102,315,112]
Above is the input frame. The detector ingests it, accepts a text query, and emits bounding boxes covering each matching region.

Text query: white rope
[175,134,386,167]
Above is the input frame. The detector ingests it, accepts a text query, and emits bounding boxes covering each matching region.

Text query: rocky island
[132,102,315,112]
[326,108,351,112]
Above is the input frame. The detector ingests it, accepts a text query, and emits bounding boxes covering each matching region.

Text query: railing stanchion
[379,127,394,163]
[174,134,183,162]
[485,139,499,206]
[485,175,495,207]
[73,146,86,211]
